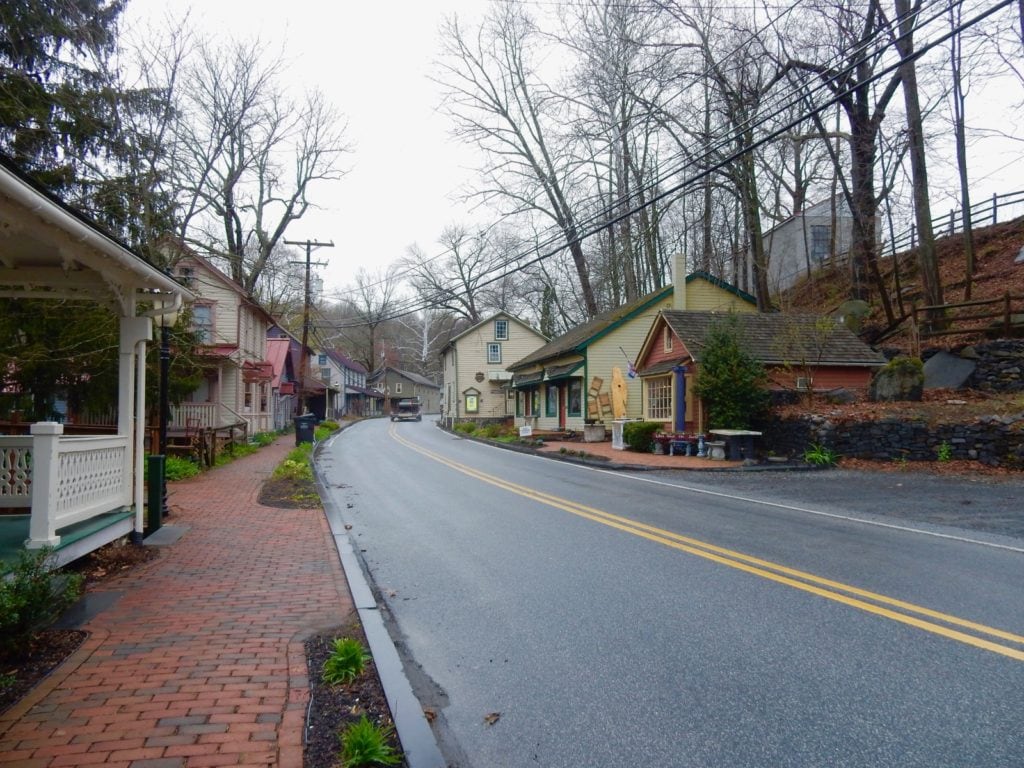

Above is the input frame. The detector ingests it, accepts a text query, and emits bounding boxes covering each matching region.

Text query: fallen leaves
[484,712,501,726]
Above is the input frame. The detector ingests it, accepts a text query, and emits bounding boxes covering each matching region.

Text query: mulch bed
[0,629,86,716]
[304,618,405,768]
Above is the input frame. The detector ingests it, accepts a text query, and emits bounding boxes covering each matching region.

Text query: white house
[170,253,276,437]
[763,198,854,293]
[440,313,548,424]
[0,160,192,565]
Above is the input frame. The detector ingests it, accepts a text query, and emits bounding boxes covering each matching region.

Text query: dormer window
[178,266,196,287]
[494,319,509,340]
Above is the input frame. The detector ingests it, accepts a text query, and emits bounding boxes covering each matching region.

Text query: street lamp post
[159,315,171,517]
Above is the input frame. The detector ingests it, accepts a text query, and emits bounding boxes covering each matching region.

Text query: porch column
[26,422,63,548]
[672,365,688,433]
[119,316,152,542]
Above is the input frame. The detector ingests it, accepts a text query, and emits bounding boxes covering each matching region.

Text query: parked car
[390,398,422,422]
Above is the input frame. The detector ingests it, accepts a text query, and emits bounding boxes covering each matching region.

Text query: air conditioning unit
[795,376,811,391]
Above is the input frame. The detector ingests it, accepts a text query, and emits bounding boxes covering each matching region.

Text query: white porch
[0,161,192,566]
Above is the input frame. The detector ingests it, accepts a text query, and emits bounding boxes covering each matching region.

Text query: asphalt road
[317,419,1024,768]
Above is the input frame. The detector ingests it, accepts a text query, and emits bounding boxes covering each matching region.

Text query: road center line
[390,426,1024,662]
[553,457,1024,555]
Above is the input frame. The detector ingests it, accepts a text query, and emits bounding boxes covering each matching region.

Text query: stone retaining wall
[959,340,1024,392]
[765,414,1024,468]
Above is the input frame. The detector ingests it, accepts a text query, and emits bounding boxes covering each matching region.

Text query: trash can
[294,414,316,445]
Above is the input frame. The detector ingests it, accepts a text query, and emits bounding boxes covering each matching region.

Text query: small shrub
[164,455,200,481]
[803,443,839,467]
[478,423,506,439]
[251,432,275,447]
[315,421,340,441]
[0,548,82,659]
[937,441,952,462]
[273,445,314,482]
[622,421,663,452]
[338,715,401,767]
[322,637,371,686]
[453,422,477,434]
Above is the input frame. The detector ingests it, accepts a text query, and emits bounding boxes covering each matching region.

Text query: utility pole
[286,239,334,414]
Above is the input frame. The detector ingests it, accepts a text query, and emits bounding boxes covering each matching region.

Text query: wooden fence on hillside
[911,292,1024,339]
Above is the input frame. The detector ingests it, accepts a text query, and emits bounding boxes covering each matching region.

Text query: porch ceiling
[0,162,192,312]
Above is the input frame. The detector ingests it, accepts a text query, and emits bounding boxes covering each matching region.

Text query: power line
[321,0,1011,329]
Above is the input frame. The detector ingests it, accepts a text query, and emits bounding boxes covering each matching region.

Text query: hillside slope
[780,217,1024,351]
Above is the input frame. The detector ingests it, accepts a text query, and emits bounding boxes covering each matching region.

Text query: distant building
[763,198,854,293]
[368,366,442,414]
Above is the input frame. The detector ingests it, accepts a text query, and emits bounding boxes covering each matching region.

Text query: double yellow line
[390,426,1024,662]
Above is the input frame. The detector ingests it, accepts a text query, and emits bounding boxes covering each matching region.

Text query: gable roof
[0,158,191,307]
[507,286,673,371]
[684,270,757,306]
[442,311,547,352]
[368,366,440,389]
[324,348,367,374]
[650,311,886,370]
[176,251,277,324]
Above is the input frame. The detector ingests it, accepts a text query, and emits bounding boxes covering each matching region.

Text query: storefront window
[568,379,582,417]
[646,376,672,420]
[546,384,558,417]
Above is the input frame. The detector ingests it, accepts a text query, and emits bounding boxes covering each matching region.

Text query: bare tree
[402,225,498,323]
[336,266,402,374]
[891,0,943,326]
[781,0,907,322]
[171,38,350,294]
[437,4,598,316]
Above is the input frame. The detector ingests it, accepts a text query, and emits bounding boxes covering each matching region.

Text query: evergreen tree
[693,315,769,430]
[0,1,125,194]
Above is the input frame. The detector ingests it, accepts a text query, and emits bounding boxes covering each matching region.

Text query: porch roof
[544,362,583,381]
[0,158,192,309]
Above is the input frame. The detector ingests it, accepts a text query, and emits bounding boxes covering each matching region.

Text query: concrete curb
[314,428,447,768]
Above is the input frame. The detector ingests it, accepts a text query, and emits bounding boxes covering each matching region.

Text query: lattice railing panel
[0,441,32,506]
[55,441,128,525]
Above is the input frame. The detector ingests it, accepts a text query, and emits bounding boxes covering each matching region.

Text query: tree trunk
[949,4,975,299]
[895,0,944,328]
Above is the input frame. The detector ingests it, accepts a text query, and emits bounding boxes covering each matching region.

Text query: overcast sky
[123,0,1023,300]
[123,0,488,299]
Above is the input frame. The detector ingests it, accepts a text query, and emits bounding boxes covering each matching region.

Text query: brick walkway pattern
[0,438,354,767]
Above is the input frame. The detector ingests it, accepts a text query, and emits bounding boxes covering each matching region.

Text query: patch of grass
[165,455,200,481]
[803,443,839,467]
[251,432,276,447]
[323,637,371,686]
[271,444,315,485]
[338,715,401,767]
[453,422,477,435]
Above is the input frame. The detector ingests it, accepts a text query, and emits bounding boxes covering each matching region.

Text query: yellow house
[506,267,756,434]
[440,312,548,424]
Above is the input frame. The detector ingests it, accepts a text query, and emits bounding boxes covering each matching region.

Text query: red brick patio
[0,437,353,768]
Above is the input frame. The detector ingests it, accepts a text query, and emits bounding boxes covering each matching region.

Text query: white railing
[0,423,131,547]
[0,437,33,508]
[170,402,220,430]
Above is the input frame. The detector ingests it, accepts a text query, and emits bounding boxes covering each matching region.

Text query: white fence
[0,423,131,547]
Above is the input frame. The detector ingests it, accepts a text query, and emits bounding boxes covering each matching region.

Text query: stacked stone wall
[766,414,1024,469]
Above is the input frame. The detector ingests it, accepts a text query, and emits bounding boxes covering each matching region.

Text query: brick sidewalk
[0,438,354,767]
